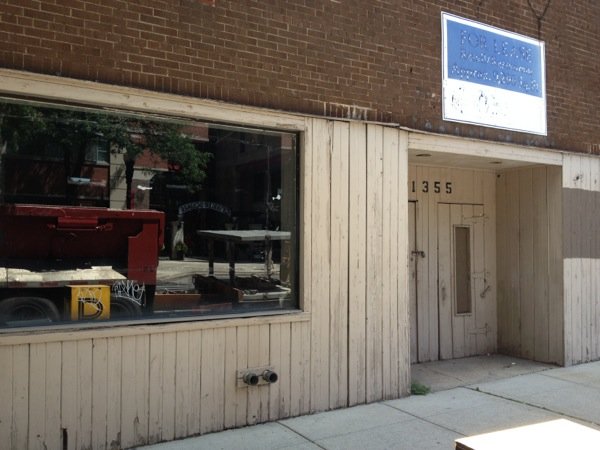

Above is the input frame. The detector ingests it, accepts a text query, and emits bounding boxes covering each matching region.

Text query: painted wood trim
[0,312,311,346]
[408,132,563,166]
[0,69,306,131]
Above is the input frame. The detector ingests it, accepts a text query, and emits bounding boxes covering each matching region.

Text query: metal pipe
[243,372,259,385]
[262,370,278,383]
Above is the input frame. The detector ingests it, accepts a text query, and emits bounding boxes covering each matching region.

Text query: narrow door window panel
[454,225,472,315]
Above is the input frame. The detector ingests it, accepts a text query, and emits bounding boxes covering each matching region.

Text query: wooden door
[438,203,492,359]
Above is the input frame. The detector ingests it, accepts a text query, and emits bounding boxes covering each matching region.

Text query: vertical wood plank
[258,325,269,423]
[449,168,470,202]
[223,327,238,428]
[462,204,473,356]
[472,204,487,355]
[348,121,367,405]
[289,321,312,415]
[106,337,122,449]
[506,170,521,355]
[61,341,78,450]
[201,328,225,432]
[570,155,583,364]
[214,328,226,431]
[161,333,176,442]
[0,346,13,449]
[235,326,249,426]
[329,120,349,409]
[12,345,29,450]
[426,166,441,360]
[78,340,94,449]
[416,166,431,361]
[592,157,600,360]
[382,127,400,398]
[482,171,497,354]
[120,337,135,447]
[581,156,592,361]
[310,118,331,412]
[300,321,311,414]
[547,166,564,364]
[135,336,149,445]
[465,204,478,356]
[533,167,550,362]
[174,332,190,438]
[496,171,508,353]
[91,339,109,450]
[472,170,484,204]
[268,323,282,421]
[246,325,261,425]
[188,330,202,435]
[235,326,248,427]
[366,123,383,402]
[408,200,418,364]
[148,334,164,445]
[28,343,45,450]
[289,322,303,416]
[519,169,535,359]
[397,130,410,395]
[278,323,292,418]
[44,342,62,450]
[438,203,452,359]
[561,156,572,365]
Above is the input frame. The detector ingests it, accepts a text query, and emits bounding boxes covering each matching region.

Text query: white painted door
[438,203,493,359]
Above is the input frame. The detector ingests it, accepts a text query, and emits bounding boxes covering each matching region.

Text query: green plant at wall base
[410,382,431,395]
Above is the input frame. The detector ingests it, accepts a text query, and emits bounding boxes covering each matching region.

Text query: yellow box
[68,285,110,321]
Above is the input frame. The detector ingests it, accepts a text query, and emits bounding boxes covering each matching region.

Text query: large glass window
[0,99,299,328]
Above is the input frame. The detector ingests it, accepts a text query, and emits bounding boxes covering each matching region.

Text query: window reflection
[0,100,298,328]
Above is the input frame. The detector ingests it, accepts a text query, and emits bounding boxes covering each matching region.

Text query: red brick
[0,0,598,152]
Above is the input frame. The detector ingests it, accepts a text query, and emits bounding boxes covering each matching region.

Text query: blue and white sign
[442,13,546,135]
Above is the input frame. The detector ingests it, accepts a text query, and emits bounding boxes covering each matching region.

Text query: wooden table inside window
[196,230,291,284]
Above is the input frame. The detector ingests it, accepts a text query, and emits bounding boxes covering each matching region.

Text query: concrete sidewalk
[135,356,600,449]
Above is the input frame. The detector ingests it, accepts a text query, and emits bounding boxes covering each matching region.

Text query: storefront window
[0,99,299,328]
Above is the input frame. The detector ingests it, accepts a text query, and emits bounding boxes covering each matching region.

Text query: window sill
[0,310,310,346]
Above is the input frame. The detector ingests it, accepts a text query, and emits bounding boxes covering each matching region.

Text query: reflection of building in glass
[0,100,299,320]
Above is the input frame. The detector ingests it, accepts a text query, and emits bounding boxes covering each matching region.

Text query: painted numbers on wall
[411,180,453,194]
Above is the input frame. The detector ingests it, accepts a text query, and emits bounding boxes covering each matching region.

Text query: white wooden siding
[496,166,563,364]
[0,116,411,450]
[562,153,600,366]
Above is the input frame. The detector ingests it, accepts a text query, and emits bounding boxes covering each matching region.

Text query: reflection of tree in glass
[0,103,211,207]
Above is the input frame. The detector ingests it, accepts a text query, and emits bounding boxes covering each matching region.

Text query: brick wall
[0,0,598,152]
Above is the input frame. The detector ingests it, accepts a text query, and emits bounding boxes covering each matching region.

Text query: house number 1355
[411,181,453,194]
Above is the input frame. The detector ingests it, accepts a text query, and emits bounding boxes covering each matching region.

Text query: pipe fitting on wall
[242,372,259,386]
[262,370,278,384]
[237,366,278,387]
